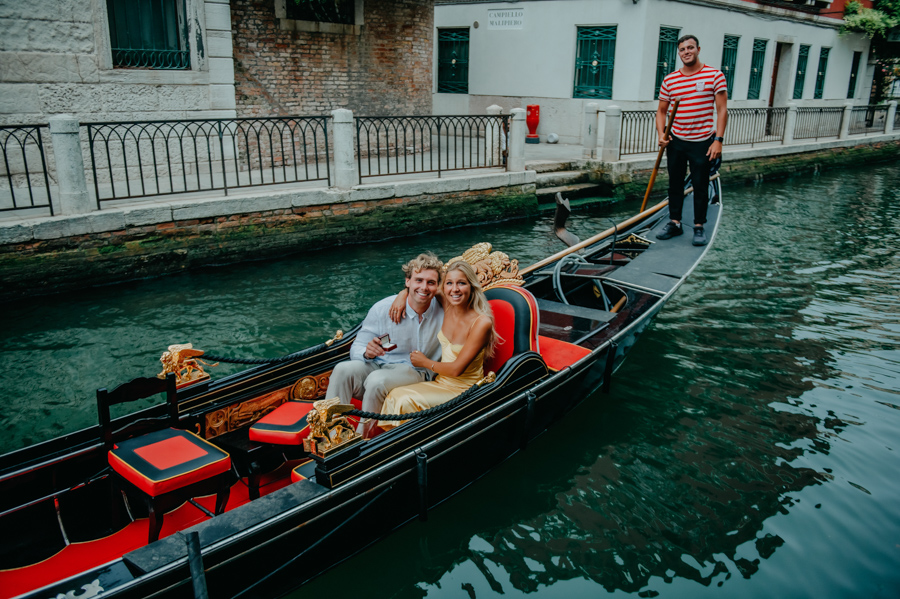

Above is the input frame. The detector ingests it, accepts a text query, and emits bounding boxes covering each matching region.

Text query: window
[847,51,862,99]
[573,26,617,99]
[437,29,470,94]
[793,44,810,99]
[814,47,830,99]
[106,0,189,69]
[747,38,767,100]
[655,27,681,98]
[721,35,739,99]
[286,0,355,24]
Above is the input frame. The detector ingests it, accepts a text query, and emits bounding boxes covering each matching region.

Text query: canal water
[2,162,899,598]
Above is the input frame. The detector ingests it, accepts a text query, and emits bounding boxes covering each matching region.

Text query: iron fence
[356,115,508,182]
[848,105,888,136]
[0,125,54,216]
[620,110,657,156]
[794,107,843,140]
[728,107,786,146]
[84,116,330,204]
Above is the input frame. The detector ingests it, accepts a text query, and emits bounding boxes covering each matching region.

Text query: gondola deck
[0,177,722,599]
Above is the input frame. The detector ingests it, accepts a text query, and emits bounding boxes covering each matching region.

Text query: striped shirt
[659,65,727,141]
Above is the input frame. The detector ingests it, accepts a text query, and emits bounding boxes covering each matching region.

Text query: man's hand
[707,140,722,160]
[363,337,386,360]
[658,133,671,149]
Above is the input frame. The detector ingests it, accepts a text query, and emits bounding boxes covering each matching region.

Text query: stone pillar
[582,102,600,159]
[507,108,526,172]
[331,108,357,189]
[48,115,93,215]
[839,101,853,139]
[486,104,503,166]
[783,103,797,145]
[601,106,622,162]
[885,101,896,134]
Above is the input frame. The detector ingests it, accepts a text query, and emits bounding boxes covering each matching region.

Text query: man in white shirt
[325,253,444,436]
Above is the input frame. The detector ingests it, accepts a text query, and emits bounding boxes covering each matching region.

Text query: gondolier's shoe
[692,226,708,246]
[656,221,683,240]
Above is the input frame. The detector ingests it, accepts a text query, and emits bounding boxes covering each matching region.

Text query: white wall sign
[487,8,524,30]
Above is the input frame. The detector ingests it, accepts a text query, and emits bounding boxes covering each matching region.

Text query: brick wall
[231,0,433,118]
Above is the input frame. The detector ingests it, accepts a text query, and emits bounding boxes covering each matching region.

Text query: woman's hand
[389,290,408,324]
[410,350,431,369]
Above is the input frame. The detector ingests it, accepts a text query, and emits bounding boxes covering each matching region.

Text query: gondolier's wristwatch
[714,136,724,142]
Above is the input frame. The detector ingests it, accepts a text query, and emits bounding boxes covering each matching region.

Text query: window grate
[107,0,189,70]
[793,44,810,99]
[286,0,355,24]
[655,27,680,99]
[573,26,617,99]
[437,29,470,94]
[747,38,767,100]
[814,47,830,99]
[847,51,862,99]
[721,35,739,99]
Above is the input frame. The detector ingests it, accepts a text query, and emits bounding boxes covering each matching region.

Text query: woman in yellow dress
[379,261,497,429]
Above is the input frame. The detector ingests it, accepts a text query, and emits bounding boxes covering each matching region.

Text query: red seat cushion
[249,398,363,445]
[538,335,591,372]
[484,286,540,374]
[109,428,231,496]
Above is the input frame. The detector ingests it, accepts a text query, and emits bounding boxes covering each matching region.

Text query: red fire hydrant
[526,104,540,144]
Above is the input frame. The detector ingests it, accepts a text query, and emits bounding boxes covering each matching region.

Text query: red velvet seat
[484,285,540,374]
[97,373,232,543]
[537,335,592,372]
[249,398,362,445]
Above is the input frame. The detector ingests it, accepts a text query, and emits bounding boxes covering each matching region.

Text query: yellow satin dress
[379,330,485,428]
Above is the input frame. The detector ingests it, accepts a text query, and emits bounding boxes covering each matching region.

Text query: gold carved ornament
[303,398,363,457]
[158,344,217,388]
[443,243,525,290]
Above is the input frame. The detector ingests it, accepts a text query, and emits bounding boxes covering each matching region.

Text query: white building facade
[434,0,874,143]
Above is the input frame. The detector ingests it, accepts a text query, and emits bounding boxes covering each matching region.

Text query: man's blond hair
[401,252,443,279]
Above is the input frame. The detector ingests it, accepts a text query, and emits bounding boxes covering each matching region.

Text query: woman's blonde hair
[444,260,498,358]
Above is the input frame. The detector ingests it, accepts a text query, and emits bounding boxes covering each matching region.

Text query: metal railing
[620,110,657,156]
[356,115,508,182]
[0,125,54,216]
[794,107,843,140]
[84,116,330,204]
[727,107,786,146]
[848,105,888,136]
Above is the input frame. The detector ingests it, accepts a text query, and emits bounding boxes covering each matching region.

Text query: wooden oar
[640,100,680,213]
[521,172,719,277]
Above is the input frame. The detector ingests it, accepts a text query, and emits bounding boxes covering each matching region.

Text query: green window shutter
[655,27,680,99]
[721,35,739,100]
[814,47,830,99]
[747,38,767,100]
[437,29,470,94]
[107,0,190,69]
[847,51,862,99]
[793,44,810,100]
[573,26,617,99]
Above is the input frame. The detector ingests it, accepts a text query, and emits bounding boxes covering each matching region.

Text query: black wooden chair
[97,373,232,543]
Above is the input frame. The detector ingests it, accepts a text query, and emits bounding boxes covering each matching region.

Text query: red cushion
[249,398,363,445]
[109,428,231,497]
[538,335,591,371]
[484,286,540,374]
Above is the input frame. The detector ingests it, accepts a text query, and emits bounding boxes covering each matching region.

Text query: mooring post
[331,108,358,189]
[48,114,93,216]
[486,104,503,166]
[507,108,526,172]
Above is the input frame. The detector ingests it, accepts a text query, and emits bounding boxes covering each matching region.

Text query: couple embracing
[324,253,498,438]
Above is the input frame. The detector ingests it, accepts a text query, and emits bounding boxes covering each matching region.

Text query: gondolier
[655,34,728,246]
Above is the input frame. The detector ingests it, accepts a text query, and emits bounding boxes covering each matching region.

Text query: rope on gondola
[200,331,345,365]
[345,372,495,420]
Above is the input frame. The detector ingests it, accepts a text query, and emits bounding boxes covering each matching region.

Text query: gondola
[0,174,722,599]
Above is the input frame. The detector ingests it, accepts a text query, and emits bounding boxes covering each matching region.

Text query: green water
[3,162,900,598]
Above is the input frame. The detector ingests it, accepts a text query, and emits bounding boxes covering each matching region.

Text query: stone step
[535,169,591,189]
[526,160,579,174]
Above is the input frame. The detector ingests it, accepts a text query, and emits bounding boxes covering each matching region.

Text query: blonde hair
[402,252,443,280]
[444,260,498,358]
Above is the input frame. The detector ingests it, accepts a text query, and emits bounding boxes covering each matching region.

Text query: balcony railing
[0,125,54,216]
[84,117,330,204]
[356,115,508,182]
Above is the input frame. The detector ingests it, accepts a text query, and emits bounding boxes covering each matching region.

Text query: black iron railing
[848,105,888,136]
[0,125,54,216]
[84,116,330,204]
[355,115,508,182]
[794,107,843,140]
[728,107,786,146]
[619,111,657,156]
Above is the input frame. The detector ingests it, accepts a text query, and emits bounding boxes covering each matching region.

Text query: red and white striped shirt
[659,65,727,141]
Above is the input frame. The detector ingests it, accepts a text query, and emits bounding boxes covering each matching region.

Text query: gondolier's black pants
[666,134,714,225]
